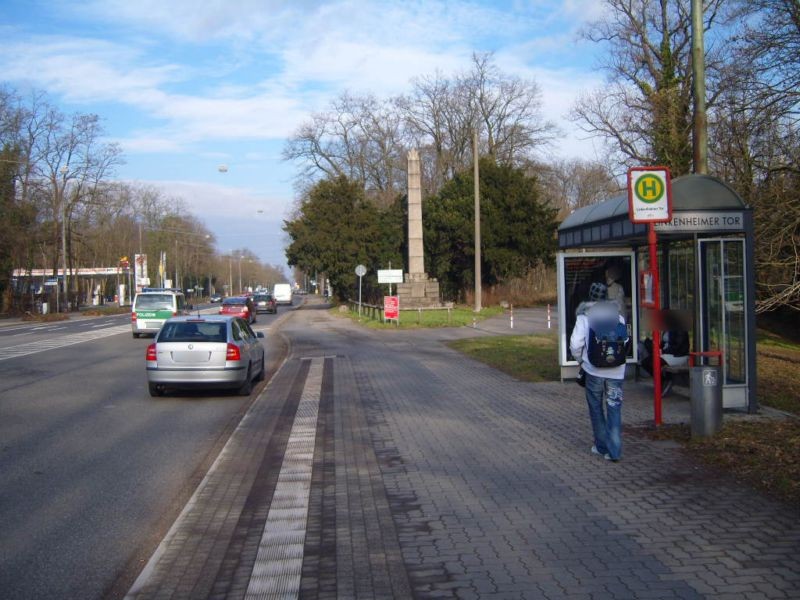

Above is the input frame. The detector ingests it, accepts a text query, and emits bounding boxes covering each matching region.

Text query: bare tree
[570,0,726,175]
[711,0,800,312]
[285,54,555,197]
[531,159,622,220]
[283,92,406,204]
[465,53,556,165]
[398,71,475,193]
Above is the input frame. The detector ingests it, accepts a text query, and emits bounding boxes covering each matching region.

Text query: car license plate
[171,351,212,364]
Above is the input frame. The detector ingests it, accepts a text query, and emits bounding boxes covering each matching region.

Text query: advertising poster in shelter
[561,253,635,362]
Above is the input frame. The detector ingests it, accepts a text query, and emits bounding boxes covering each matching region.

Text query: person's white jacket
[570,300,627,380]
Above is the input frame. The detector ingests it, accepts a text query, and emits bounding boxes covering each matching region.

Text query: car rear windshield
[222,297,245,306]
[158,321,227,342]
[135,294,174,310]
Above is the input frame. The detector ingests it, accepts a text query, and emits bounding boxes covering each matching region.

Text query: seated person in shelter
[604,263,626,313]
[639,311,690,395]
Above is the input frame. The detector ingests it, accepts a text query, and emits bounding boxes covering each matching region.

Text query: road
[0,302,291,600]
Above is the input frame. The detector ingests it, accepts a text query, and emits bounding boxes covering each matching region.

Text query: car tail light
[131,312,137,322]
[172,311,177,316]
[242,306,249,313]
[226,343,241,361]
[146,343,158,361]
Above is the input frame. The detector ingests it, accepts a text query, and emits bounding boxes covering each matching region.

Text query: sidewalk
[126,304,800,599]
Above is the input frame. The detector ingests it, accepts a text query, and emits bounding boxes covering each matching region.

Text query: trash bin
[690,364,722,437]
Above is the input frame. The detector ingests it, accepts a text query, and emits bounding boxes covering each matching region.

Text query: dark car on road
[145,315,265,397]
[253,293,277,314]
[209,293,223,303]
[219,296,256,324]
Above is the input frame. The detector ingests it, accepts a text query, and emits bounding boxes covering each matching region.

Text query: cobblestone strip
[300,357,337,599]
[334,354,413,599]
[356,339,800,599]
[209,360,310,600]
[125,359,305,600]
[245,358,323,599]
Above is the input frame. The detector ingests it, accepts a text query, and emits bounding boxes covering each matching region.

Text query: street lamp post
[59,165,69,311]
[174,239,179,292]
[238,255,244,294]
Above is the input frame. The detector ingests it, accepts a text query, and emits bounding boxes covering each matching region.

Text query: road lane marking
[245,357,323,599]
[0,325,131,361]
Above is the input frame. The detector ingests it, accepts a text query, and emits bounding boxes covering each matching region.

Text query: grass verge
[21,312,70,322]
[447,331,800,508]
[447,333,560,382]
[333,304,504,329]
[81,306,130,316]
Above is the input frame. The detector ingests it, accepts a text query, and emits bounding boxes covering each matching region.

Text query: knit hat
[588,282,608,302]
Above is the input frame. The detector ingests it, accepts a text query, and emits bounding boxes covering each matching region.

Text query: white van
[272,283,293,306]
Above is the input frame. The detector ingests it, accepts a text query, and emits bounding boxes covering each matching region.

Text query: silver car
[145,315,265,397]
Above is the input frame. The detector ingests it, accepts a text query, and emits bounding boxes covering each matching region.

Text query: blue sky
[1,0,607,272]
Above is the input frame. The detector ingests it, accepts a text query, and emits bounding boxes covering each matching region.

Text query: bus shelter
[556,174,757,413]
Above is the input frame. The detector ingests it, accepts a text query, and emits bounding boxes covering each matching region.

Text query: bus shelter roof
[558,174,748,249]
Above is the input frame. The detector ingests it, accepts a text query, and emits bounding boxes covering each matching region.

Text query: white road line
[245,358,323,600]
[0,325,131,361]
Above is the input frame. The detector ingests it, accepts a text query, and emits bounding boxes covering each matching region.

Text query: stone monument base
[397,273,442,309]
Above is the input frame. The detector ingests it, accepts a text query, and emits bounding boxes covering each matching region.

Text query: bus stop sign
[628,167,672,223]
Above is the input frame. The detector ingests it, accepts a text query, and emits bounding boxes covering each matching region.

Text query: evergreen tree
[424,158,558,300]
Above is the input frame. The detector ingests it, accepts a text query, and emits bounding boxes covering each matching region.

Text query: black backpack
[587,315,629,368]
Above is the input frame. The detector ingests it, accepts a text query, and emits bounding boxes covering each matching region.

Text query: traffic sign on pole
[355,265,366,316]
[627,166,672,223]
[628,166,672,426]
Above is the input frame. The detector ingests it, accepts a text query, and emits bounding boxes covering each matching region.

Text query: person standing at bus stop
[570,282,628,462]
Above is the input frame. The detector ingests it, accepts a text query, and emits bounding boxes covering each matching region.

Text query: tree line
[284,1,799,313]
[0,88,284,312]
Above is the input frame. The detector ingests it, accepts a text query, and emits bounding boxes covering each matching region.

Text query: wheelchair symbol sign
[703,369,717,386]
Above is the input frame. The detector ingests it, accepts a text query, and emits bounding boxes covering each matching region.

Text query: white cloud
[4,1,605,162]
[138,179,289,218]
[3,37,177,105]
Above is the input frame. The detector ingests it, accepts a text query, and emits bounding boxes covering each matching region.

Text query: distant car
[145,315,265,397]
[210,293,223,303]
[219,296,256,324]
[253,293,277,314]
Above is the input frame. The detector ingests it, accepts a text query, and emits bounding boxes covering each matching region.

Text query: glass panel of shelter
[699,238,748,388]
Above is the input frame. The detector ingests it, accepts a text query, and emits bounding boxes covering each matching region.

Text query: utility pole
[473,129,482,312]
[174,239,179,292]
[228,256,233,296]
[691,0,708,174]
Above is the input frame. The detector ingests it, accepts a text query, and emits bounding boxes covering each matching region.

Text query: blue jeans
[584,372,624,460]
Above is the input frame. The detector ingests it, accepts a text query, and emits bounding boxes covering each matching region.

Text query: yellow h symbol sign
[636,175,664,203]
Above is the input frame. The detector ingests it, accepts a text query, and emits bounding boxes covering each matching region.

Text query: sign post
[384,295,399,325]
[355,264,367,317]
[377,269,403,296]
[628,166,672,426]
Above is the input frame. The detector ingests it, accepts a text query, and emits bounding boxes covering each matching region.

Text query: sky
[1,0,608,275]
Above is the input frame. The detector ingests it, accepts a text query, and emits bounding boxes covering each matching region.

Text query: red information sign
[384,296,399,320]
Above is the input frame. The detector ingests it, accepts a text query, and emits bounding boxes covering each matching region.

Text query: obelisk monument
[397,149,441,307]
[407,148,425,276]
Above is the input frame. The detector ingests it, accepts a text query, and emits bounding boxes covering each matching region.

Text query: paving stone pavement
[127,303,800,599]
